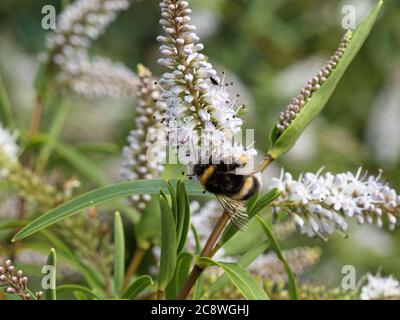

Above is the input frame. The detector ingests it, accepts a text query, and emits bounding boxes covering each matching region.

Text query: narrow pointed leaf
[176,181,191,254]
[166,252,193,299]
[113,212,125,297]
[267,1,383,159]
[165,180,177,221]
[204,241,270,298]
[122,275,154,299]
[45,248,57,300]
[193,273,205,300]
[198,258,269,300]
[57,285,100,299]
[158,195,178,290]
[13,180,205,241]
[256,215,298,300]
[0,73,14,128]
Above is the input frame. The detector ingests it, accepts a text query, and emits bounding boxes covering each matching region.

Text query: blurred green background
[0,0,399,290]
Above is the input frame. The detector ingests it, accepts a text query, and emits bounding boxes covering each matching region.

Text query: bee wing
[216,195,248,231]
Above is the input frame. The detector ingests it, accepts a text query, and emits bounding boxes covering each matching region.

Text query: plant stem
[177,153,276,300]
[16,94,45,228]
[123,247,147,290]
[177,212,230,300]
[29,94,44,140]
[157,289,164,300]
[258,153,275,173]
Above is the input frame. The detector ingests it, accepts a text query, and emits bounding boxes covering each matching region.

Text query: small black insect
[210,77,219,86]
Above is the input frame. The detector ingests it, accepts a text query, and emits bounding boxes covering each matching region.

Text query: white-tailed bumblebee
[193,158,261,230]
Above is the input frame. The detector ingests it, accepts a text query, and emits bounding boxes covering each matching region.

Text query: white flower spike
[268,168,400,238]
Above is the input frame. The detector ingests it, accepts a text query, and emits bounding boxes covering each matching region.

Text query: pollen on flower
[276,31,353,134]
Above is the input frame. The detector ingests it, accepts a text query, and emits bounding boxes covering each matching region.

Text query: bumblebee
[193,160,261,230]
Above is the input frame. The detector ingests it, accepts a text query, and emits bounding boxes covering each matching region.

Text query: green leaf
[0,220,105,294]
[191,225,202,254]
[222,218,265,256]
[73,292,88,300]
[135,195,161,246]
[220,188,282,245]
[165,180,177,221]
[113,212,125,297]
[45,248,57,300]
[122,275,154,299]
[0,73,14,128]
[158,194,178,291]
[256,215,298,300]
[13,179,205,241]
[198,257,269,300]
[112,201,141,225]
[176,181,191,254]
[35,102,70,173]
[166,252,193,299]
[32,133,109,186]
[57,284,99,299]
[249,189,282,217]
[204,241,270,299]
[76,142,120,155]
[61,0,71,9]
[267,1,383,159]
[192,273,205,300]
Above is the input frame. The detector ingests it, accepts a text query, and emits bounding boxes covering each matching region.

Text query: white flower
[360,274,400,300]
[46,0,129,53]
[44,0,134,98]
[0,125,18,162]
[57,56,138,98]
[0,125,18,177]
[157,0,256,166]
[121,65,165,212]
[268,168,400,238]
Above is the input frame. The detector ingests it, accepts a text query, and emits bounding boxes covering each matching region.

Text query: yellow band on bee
[231,176,254,200]
[199,165,215,186]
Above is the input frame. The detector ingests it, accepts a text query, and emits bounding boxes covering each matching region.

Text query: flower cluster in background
[121,64,165,212]
[268,168,400,238]
[360,273,400,300]
[56,56,138,98]
[248,247,321,284]
[44,0,137,98]
[0,123,62,208]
